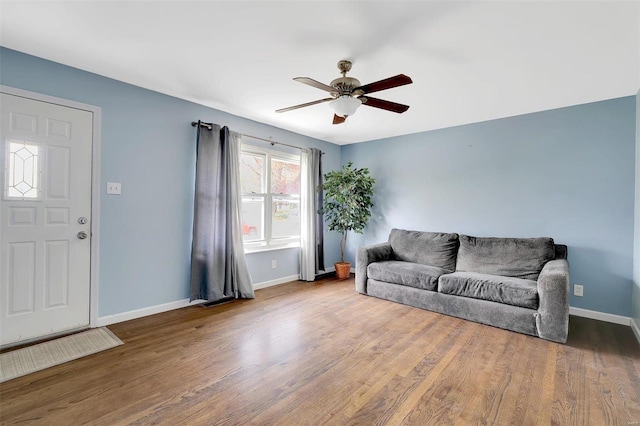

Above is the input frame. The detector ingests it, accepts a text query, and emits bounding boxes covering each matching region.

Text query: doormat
[0,327,123,383]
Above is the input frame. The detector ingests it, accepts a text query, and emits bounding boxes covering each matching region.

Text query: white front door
[0,93,93,346]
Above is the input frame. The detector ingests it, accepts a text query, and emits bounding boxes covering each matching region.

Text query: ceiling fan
[276,60,413,125]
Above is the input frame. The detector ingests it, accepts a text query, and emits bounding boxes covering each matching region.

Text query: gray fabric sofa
[356,229,570,343]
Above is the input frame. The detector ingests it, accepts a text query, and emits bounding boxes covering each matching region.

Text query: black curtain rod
[191,121,213,130]
[191,121,324,154]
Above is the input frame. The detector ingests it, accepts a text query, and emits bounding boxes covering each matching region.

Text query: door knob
[77,231,88,240]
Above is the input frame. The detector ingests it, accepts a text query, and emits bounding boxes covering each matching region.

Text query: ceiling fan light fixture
[330,95,361,118]
[278,61,412,123]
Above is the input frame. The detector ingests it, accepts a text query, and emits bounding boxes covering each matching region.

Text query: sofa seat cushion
[389,229,459,271]
[456,235,555,280]
[367,261,448,291]
[438,271,539,309]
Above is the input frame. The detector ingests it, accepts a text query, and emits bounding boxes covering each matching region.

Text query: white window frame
[241,144,301,252]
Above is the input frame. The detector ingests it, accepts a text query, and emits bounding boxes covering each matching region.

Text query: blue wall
[342,97,636,317]
[0,47,342,317]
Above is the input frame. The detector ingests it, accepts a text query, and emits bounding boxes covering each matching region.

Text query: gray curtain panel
[313,148,324,272]
[190,123,254,302]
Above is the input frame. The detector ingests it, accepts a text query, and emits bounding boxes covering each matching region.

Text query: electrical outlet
[574,284,584,297]
[271,260,277,269]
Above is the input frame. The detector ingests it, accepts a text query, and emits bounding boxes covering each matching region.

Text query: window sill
[244,243,300,254]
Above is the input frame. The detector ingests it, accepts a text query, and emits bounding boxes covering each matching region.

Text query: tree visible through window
[240,146,300,249]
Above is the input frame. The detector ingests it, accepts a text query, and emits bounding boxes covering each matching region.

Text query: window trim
[240,144,301,252]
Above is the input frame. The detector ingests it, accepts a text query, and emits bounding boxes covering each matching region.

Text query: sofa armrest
[356,243,393,294]
[535,259,570,343]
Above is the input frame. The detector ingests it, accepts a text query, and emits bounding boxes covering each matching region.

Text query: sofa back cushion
[388,228,459,272]
[456,235,555,280]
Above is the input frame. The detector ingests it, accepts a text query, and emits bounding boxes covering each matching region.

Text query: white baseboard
[97,274,310,327]
[253,274,300,290]
[97,298,195,326]
[631,318,640,345]
[569,307,631,326]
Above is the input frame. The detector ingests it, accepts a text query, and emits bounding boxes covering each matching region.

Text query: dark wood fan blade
[293,77,339,94]
[276,98,334,113]
[360,96,410,113]
[354,74,412,94]
[332,114,346,125]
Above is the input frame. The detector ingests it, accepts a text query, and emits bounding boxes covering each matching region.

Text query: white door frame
[1,85,101,328]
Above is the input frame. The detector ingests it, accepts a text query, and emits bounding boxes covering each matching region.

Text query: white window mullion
[266,192,272,245]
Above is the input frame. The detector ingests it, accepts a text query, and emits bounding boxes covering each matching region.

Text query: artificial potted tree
[319,161,375,279]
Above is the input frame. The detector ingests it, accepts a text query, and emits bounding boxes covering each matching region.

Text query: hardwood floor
[1,277,639,425]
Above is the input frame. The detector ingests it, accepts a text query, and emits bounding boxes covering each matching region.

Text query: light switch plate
[106,182,121,195]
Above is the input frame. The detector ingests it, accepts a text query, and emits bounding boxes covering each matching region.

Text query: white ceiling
[1,1,639,145]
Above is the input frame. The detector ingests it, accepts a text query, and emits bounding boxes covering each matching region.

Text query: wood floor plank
[1,277,639,425]
[380,322,481,425]
[336,315,467,422]
[224,298,434,424]
[454,329,528,425]
[526,338,558,425]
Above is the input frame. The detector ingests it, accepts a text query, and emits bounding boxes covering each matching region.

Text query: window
[240,146,300,250]
[5,141,41,199]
